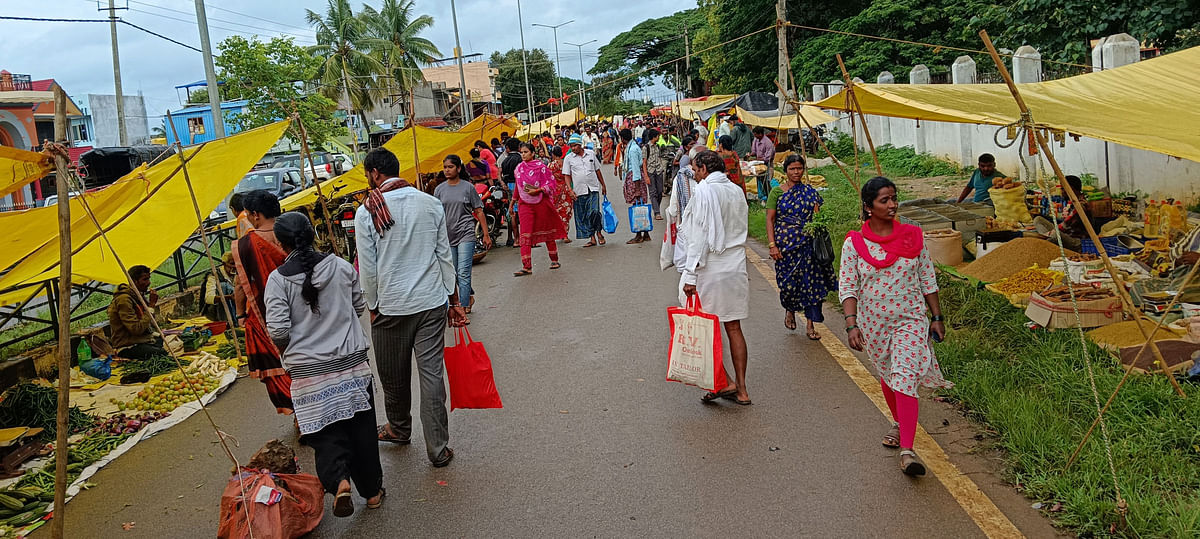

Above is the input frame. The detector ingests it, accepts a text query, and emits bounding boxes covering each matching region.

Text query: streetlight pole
[532,20,573,115]
[449,0,472,123]
[564,39,595,115]
[516,0,534,122]
[194,0,225,139]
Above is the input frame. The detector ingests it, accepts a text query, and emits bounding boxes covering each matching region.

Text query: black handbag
[811,226,835,267]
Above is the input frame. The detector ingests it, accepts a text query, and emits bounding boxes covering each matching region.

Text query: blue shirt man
[957,153,1007,203]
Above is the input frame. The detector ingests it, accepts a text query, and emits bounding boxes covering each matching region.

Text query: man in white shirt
[717,114,732,139]
[583,125,601,151]
[563,134,608,247]
[355,147,466,467]
[680,149,751,406]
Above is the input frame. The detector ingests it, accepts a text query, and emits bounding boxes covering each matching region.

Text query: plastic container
[77,339,92,363]
[1144,199,1161,238]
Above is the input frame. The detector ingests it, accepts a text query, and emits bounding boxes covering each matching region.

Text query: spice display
[1088,320,1184,350]
[1039,285,1115,301]
[962,238,1079,282]
[990,267,1062,295]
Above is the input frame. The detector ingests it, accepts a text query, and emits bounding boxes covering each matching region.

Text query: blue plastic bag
[602,196,618,234]
[629,203,654,233]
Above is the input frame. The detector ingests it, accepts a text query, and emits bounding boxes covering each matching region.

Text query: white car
[42,191,81,206]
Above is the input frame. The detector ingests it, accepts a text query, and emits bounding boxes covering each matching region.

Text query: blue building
[164,82,247,145]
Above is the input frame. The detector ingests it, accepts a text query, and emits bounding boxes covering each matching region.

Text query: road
[43,164,1061,538]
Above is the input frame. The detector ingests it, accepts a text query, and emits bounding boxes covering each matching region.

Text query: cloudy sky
[1,0,694,131]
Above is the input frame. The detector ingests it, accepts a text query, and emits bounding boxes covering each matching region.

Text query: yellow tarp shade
[0,146,52,200]
[0,121,289,306]
[516,108,583,139]
[671,95,737,120]
[812,45,1200,162]
[735,106,838,130]
[280,114,519,210]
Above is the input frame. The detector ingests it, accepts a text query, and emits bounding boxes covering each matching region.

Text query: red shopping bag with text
[666,296,727,392]
[444,328,503,410]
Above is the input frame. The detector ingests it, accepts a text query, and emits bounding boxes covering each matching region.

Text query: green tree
[489,48,558,114]
[187,87,209,105]
[306,0,384,122]
[591,9,706,96]
[215,35,343,145]
[360,0,440,93]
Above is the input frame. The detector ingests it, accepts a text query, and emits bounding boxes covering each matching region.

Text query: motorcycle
[473,181,511,263]
[801,125,827,155]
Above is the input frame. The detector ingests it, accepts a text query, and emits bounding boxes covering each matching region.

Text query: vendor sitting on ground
[956,153,1006,203]
[202,253,238,325]
[1058,174,1113,240]
[107,265,166,360]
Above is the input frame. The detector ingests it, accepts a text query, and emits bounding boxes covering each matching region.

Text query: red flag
[562,92,571,103]
[548,97,559,105]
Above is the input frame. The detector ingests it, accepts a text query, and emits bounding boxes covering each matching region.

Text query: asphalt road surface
[43,164,1060,538]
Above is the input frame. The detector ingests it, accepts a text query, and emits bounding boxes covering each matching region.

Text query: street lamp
[516,0,534,122]
[563,39,596,116]
[532,20,573,115]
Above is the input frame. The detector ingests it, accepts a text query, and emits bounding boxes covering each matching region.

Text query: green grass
[936,277,1200,537]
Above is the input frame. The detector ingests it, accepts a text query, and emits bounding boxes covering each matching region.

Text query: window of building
[188,117,206,135]
[71,123,88,142]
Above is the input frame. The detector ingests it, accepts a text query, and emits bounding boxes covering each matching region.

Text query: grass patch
[936,277,1200,537]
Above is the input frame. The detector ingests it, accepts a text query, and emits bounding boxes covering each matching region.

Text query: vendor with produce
[107,265,167,361]
[955,153,1006,203]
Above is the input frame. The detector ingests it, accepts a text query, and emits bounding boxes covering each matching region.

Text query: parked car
[213,167,305,223]
[269,152,344,182]
[43,191,82,207]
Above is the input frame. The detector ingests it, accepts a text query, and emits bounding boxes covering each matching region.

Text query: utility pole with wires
[102,0,128,145]
[533,20,573,115]
[449,0,473,123]
[683,24,692,98]
[564,39,595,115]
[194,0,225,139]
[516,0,535,122]
[776,0,789,114]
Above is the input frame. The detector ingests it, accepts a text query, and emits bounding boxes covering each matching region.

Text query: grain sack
[989,186,1031,223]
[924,229,963,266]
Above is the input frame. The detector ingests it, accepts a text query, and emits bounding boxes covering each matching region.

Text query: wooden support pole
[164,111,244,368]
[49,85,73,539]
[979,30,1184,398]
[773,80,860,192]
[295,117,341,257]
[836,54,882,177]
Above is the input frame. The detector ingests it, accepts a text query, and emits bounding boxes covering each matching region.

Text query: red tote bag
[443,328,503,410]
[666,296,728,392]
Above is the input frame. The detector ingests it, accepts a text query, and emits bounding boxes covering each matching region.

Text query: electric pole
[533,20,573,115]
[104,0,128,145]
[450,0,473,123]
[683,24,692,98]
[776,0,789,114]
[565,39,595,115]
[194,0,225,139]
[516,0,534,121]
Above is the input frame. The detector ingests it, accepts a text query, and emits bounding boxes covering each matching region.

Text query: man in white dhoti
[679,150,752,405]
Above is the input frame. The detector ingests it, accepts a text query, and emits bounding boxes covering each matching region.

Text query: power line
[201,1,317,34]
[124,0,315,41]
[120,19,201,52]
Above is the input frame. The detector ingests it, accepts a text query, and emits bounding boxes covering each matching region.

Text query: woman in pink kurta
[513,142,567,276]
[838,177,951,477]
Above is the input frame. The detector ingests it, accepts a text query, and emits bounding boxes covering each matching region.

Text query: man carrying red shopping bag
[443,328,503,410]
[671,151,752,405]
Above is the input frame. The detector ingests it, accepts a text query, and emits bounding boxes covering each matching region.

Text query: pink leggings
[880,379,919,449]
[520,240,558,270]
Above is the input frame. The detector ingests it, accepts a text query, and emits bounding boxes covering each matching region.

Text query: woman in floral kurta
[838,176,951,477]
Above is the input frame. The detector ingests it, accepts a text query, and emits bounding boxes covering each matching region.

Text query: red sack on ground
[444,328,503,410]
[217,468,324,539]
[666,296,728,392]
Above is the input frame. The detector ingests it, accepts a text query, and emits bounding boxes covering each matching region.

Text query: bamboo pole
[294,117,341,257]
[836,54,882,177]
[978,30,1184,398]
[773,80,860,192]
[49,85,73,539]
[164,111,244,368]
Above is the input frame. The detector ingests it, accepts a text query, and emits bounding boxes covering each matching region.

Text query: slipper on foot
[333,492,354,517]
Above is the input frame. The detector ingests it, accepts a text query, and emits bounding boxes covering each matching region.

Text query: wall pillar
[1099,33,1141,192]
[1012,46,1042,183]
[951,56,977,167]
[909,65,930,155]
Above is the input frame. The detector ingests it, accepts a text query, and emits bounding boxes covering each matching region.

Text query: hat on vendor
[568,134,584,146]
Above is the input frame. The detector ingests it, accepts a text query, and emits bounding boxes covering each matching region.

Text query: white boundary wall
[822,33,1200,200]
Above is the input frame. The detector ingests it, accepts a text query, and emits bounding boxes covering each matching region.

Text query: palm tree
[360,0,440,95]
[306,0,384,125]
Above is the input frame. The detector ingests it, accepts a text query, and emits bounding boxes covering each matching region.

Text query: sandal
[700,388,738,403]
[432,447,455,468]
[513,269,533,277]
[377,424,410,445]
[366,487,386,509]
[598,238,606,245]
[550,262,562,270]
[784,312,797,331]
[900,450,926,476]
[626,237,640,244]
[564,238,572,243]
[583,241,597,247]
[806,326,821,341]
[882,423,901,448]
[333,491,354,517]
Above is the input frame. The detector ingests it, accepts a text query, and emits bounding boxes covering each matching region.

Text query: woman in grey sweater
[264,212,384,518]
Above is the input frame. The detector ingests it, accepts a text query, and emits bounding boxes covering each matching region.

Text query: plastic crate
[1080,236,1131,256]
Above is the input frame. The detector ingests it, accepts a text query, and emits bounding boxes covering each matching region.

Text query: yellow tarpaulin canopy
[735,106,839,130]
[0,121,289,306]
[671,95,738,119]
[281,114,519,210]
[812,46,1200,162]
[516,108,583,138]
[0,146,52,200]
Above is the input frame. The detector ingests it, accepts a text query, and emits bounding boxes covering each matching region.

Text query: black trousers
[301,389,384,498]
[120,337,167,361]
